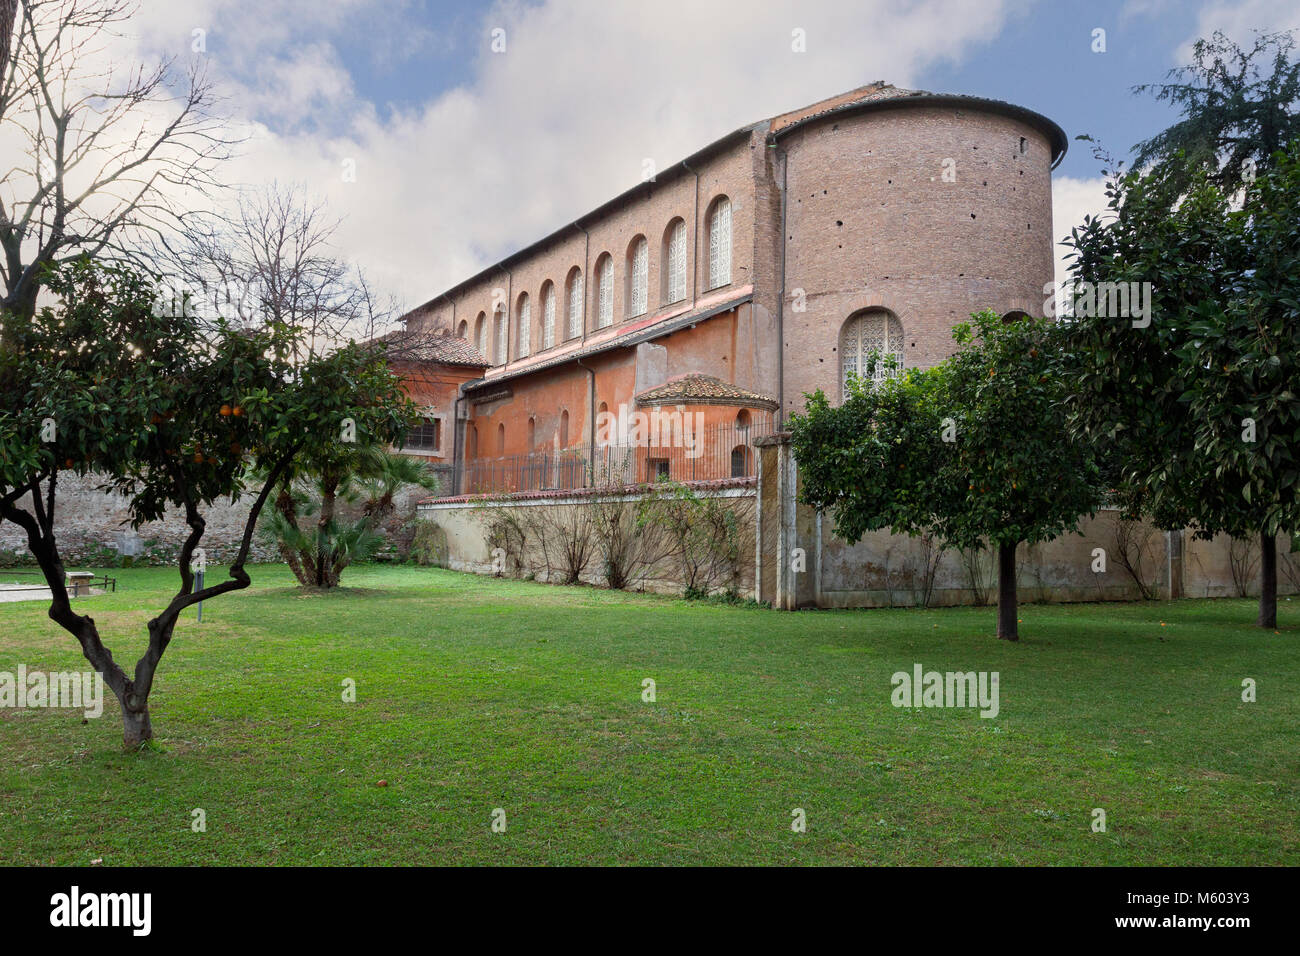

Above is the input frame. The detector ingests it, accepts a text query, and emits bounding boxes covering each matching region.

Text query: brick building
[396,82,1066,496]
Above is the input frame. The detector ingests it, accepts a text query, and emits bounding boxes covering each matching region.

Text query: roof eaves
[766,92,1069,168]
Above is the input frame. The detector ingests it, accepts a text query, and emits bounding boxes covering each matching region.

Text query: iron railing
[462,415,777,495]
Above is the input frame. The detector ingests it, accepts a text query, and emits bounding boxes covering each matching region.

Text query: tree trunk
[997,541,1018,641]
[1258,531,1277,629]
[121,700,153,748]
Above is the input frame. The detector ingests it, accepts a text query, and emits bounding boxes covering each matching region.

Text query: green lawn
[0,564,1295,865]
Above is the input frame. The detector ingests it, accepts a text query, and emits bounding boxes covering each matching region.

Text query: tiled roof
[634,373,778,409]
[374,328,489,367]
[768,81,923,132]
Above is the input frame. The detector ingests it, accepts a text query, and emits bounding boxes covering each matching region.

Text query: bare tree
[0,0,236,321]
[164,182,395,357]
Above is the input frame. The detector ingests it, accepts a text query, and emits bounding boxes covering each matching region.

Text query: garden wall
[415,482,757,597]
[0,472,439,569]
[755,433,1299,610]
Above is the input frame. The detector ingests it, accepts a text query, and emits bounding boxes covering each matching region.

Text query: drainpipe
[576,355,597,482]
[681,159,701,310]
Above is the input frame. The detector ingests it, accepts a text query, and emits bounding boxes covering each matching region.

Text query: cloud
[111,0,1033,313]
[1051,175,1110,289]
[1177,0,1300,61]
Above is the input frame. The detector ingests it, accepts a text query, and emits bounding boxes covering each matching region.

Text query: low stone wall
[416,481,757,597]
[0,473,277,567]
[0,472,439,568]
[755,432,1299,609]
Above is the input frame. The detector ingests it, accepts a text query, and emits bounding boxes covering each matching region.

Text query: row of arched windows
[457,196,733,365]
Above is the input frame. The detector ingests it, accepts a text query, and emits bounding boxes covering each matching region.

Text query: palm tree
[266,444,438,589]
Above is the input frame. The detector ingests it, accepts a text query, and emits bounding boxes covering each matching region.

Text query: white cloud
[111,0,1035,313]
[1051,175,1110,289]
[1178,0,1300,61]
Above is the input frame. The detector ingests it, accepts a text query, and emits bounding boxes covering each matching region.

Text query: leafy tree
[0,260,413,746]
[267,444,437,589]
[1133,29,1300,193]
[791,310,1100,640]
[1062,146,1300,628]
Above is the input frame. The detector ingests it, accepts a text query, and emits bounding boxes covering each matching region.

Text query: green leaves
[1062,141,1300,540]
[790,310,1099,554]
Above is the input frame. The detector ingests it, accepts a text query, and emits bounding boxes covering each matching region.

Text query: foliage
[409,518,449,568]
[1061,143,1300,626]
[790,310,1100,637]
[0,259,412,745]
[265,444,436,589]
[1132,29,1300,194]
[636,480,752,598]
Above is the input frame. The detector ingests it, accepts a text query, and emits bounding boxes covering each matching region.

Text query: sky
[112,0,1300,315]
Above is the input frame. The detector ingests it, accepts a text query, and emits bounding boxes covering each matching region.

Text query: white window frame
[629,238,648,317]
[494,308,507,364]
[708,197,731,289]
[567,270,583,340]
[842,311,904,394]
[666,219,686,304]
[517,295,530,357]
[597,255,613,328]
[543,285,556,349]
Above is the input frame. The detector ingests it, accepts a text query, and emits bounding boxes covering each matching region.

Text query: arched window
[542,282,556,349]
[707,196,731,289]
[595,253,614,328]
[516,293,531,357]
[841,309,904,394]
[527,417,536,450]
[730,444,752,478]
[497,423,505,455]
[468,424,478,459]
[474,312,487,355]
[565,267,584,340]
[626,236,648,317]
[456,319,468,339]
[663,218,687,304]
[559,409,570,447]
[494,306,507,364]
[735,409,751,430]
[1002,309,1030,324]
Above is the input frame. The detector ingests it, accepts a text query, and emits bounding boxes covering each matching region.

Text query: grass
[0,563,1296,866]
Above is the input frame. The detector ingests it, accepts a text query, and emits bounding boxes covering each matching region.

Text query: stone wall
[0,472,440,569]
[755,434,1299,610]
[416,482,757,597]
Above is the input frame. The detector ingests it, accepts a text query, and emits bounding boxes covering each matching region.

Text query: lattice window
[841,311,904,394]
[665,219,686,304]
[543,285,556,349]
[629,238,648,316]
[567,270,583,339]
[494,308,507,364]
[475,313,487,355]
[708,197,731,289]
[597,255,613,328]
[517,295,530,357]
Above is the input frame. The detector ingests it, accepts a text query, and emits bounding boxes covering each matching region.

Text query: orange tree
[1062,147,1300,628]
[0,260,413,746]
[790,310,1100,640]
